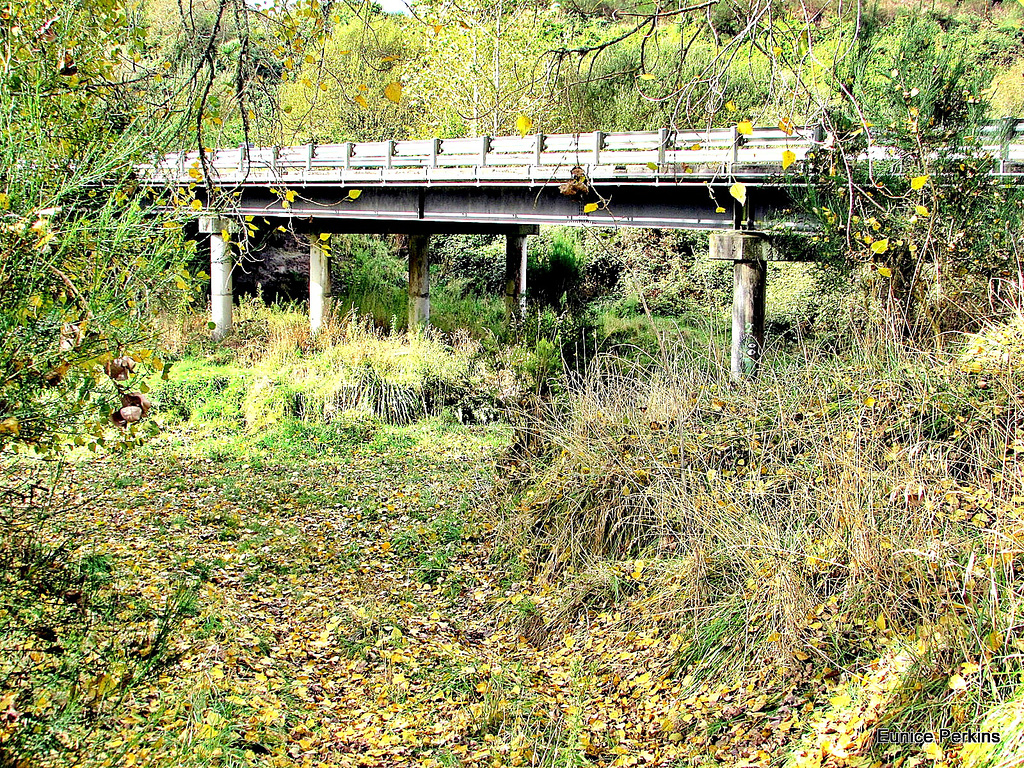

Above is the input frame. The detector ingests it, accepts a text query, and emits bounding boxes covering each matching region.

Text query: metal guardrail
[138,121,1024,187]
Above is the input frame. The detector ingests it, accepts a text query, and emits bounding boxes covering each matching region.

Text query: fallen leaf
[383,82,402,104]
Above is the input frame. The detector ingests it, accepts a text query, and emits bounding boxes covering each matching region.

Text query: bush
[528,230,583,309]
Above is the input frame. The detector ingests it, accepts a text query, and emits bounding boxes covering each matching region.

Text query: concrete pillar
[408,234,430,328]
[710,232,765,381]
[504,232,528,322]
[199,216,238,341]
[310,235,331,334]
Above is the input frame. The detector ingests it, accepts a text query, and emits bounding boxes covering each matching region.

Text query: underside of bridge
[203,178,800,232]
[194,164,803,379]
[198,212,779,381]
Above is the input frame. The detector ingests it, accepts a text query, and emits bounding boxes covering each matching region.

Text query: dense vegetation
[3,0,1024,766]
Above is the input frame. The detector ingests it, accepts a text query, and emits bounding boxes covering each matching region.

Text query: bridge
[141,121,1024,379]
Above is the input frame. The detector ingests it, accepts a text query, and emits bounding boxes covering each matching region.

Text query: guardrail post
[657,128,668,167]
[729,125,738,171]
[343,142,352,171]
[305,143,314,173]
[480,135,490,167]
[1000,116,1015,176]
[430,138,440,168]
[593,131,604,166]
[385,140,394,170]
[534,133,544,166]
[310,234,331,334]
[710,232,765,381]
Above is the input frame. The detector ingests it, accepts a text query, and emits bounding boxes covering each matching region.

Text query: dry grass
[499,333,1024,739]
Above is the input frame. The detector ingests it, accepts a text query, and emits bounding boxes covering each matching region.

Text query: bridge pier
[310,234,331,333]
[199,216,239,341]
[710,232,765,381]
[408,234,431,327]
[504,231,528,321]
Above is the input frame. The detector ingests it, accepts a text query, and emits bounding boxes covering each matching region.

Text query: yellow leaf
[384,82,402,104]
[986,631,1004,651]
[863,396,876,407]
[910,175,929,190]
[782,150,796,169]
[646,162,658,170]
[190,199,202,211]
[583,202,599,213]
[715,206,727,213]
[284,190,297,203]
[870,239,889,254]
[515,114,533,137]
[778,118,795,135]
[564,635,575,649]
[319,232,331,241]
[829,692,852,708]
[877,266,892,277]
[729,183,747,205]
[875,613,887,631]
[354,94,368,108]
[915,205,930,216]
[347,189,362,200]
[737,121,753,135]
[639,73,656,80]
[725,101,737,112]
[923,742,943,760]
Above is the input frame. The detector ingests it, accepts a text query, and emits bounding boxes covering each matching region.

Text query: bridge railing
[140,121,1024,187]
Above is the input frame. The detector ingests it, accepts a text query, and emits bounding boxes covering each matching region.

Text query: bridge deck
[140,122,1024,189]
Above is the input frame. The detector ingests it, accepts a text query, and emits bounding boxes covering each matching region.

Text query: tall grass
[155,303,513,428]
[500,322,1024,746]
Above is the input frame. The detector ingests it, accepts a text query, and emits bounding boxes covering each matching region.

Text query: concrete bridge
[141,120,1024,379]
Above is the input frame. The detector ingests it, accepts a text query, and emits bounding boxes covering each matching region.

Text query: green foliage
[528,230,584,310]
[0,0,191,454]
[798,11,1024,344]
[330,234,407,327]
